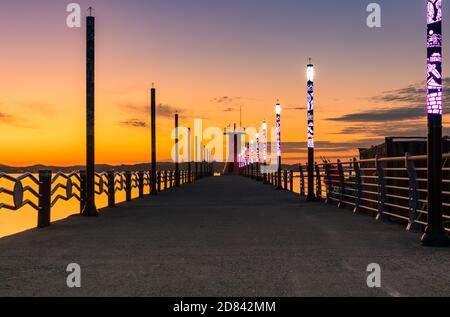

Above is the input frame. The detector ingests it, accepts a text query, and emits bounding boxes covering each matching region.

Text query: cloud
[0,111,13,123]
[327,78,450,124]
[281,140,381,153]
[285,106,306,111]
[211,96,240,104]
[327,105,425,122]
[372,78,450,105]
[157,103,179,117]
[119,102,182,118]
[119,119,148,128]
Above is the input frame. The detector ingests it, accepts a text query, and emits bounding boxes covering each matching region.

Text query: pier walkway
[1,176,449,297]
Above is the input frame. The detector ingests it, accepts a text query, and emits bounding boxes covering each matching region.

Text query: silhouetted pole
[422,1,448,246]
[82,11,98,217]
[150,86,157,195]
[306,61,316,201]
[188,128,192,183]
[195,136,198,180]
[276,102,282,190]
[175,113,180,187]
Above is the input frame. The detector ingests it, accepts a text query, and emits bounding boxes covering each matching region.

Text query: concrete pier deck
[1,176,449,297]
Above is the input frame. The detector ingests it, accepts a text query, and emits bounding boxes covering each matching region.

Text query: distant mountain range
[0,162,300,173]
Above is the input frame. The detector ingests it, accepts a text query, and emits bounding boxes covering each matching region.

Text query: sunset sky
[1,0,449,166]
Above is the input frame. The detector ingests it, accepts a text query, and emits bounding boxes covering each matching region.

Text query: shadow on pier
[1,176,449,297]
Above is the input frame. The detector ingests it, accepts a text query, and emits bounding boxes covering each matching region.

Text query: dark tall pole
[306,61,316,201]
[175,113,180,187]
[150,86,157,195]
[276,102,282,190]
[82,12,98,217]
[188,128,192,183]
[422,1,448,246]
[195,135,198,180]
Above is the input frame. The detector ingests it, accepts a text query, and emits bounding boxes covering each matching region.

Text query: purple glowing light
[276,103,281,157]
[427,0,443,115]
[262,121,267,163]
[307,64,315,148]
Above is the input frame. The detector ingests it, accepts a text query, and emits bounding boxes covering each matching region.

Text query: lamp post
[150,86,158,195]
[256,132,260,181]
[188,127,192,183]
[195,136,198,180]
[175,113,180,187]
[276,102,282,190]
[81,12,98,216]
[262,121,268,184]
[306,60,316,201]
[422,0,448,246]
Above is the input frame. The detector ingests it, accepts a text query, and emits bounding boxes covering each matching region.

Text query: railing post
[299,164,305,197]
[79,170,86,213]
[169,171,173,188]
[164,171,168,190]
[376,157,386,221]
[283,170,288,190]
[125,171,132,202]
[138,171,144,198]
[324,163,332,204]
[289,170,294,192]
[353,158,362,214]
[157,171,162,192]
[107,171,116,208]
[315,163,322,200]
[38,170,52,228]
[405,153,419,231]
[263,164,268,184]
[337,160,345,208]
[188,162,192,183]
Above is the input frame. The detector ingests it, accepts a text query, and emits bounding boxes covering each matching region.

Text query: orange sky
[1,0,449,166]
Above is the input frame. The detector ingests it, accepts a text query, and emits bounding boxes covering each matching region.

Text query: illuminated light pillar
[262,121,268,184]
[256,132,260,181]
[175,113,180,187]
[422,0,449,246]
[276,102,282,190]
[82,11,98,217]
[245,146,249,166]
[306,60,316,201]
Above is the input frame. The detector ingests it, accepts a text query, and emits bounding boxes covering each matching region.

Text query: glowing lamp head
[262,121,267,130]
[275,103,281,115]
[256,133,259,139]
[307,63,314,82]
